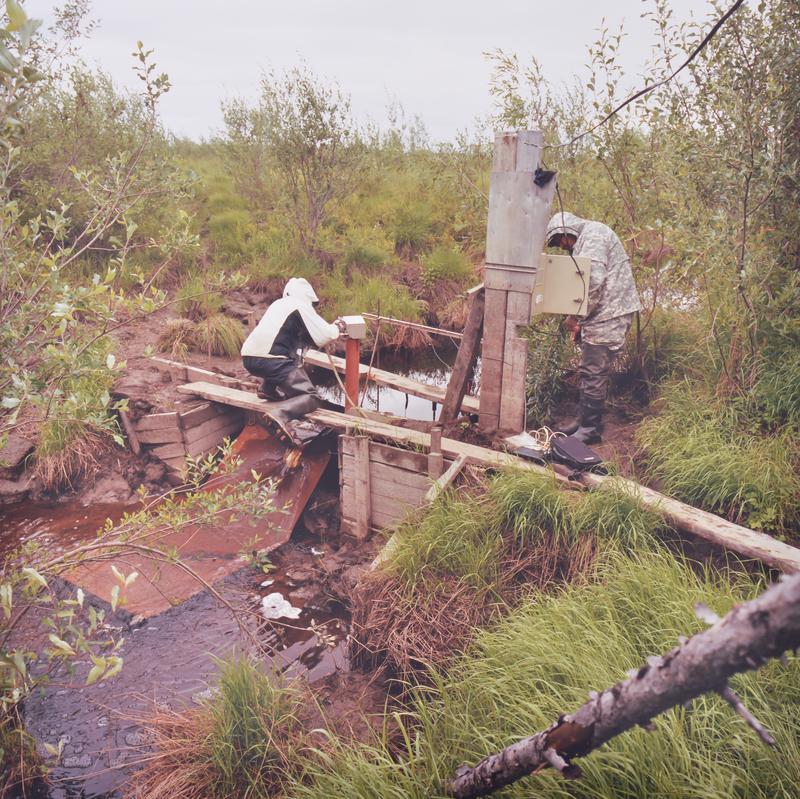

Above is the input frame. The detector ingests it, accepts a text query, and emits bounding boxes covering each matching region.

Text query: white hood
[283,277,319,304]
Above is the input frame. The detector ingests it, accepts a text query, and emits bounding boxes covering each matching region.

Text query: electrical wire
[554,181,588,312]
[525,0,745,151]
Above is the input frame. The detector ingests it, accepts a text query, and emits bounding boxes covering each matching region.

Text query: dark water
[1,349,461,796]
[313,341,477,421]
[2,490,349,798]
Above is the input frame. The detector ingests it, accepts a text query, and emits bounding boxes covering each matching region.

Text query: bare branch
[447,574,800,798]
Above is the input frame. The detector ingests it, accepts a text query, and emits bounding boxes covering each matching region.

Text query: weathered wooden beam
[352,436,371,540]
[118,410,141,455]
[566,468,800,574]
[441,285,485,424]
[428,426,444,479]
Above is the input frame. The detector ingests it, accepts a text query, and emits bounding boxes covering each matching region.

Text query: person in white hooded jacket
[241,278,345,430]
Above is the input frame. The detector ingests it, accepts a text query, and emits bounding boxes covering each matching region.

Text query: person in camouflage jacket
[545,211,641,444]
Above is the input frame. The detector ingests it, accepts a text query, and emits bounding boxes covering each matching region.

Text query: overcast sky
[24,0,711,143]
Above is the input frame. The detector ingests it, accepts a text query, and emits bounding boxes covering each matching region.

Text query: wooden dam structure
[118,130,800,578]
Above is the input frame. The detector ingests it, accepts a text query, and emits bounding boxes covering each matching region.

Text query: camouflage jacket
[545,212,641,324]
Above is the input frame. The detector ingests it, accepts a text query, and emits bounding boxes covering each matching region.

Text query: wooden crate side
[136,425,184,445]
[134,411,180,432]
[341,437,428,473]
[151,441,188,460]
[179,402,220,428]
[183,411,244,446]
[185,420,244,457]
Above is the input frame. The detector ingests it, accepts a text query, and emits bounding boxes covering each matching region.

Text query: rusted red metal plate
[68,423,330,617]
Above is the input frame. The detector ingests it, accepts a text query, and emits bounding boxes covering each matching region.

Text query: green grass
[193,313,246,357]
[292,552,800,799]
[177,274,224,320]
[420,245,474,287]
[487,469,572,545]
[321,271,422,319]
[387,492,503,590]
[158,314,245,358]
[206,659,304,797]
[638,382,800,533]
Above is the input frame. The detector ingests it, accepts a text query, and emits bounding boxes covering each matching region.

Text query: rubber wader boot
[556,392,590,437]
[570,396,605,445]
[265,393,320,446]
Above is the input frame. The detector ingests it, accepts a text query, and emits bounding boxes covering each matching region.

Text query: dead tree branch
[447,573,800,798]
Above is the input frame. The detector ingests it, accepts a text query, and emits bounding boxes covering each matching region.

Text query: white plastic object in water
[260,592,301,620]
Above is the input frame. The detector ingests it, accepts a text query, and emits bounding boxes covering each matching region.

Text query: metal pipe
[361,313,463,340]
[344,337,361,411]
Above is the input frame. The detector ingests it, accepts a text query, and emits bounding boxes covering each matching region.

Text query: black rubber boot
[570,396,605,445]
[264,393,320,445]
[556,393,589,436]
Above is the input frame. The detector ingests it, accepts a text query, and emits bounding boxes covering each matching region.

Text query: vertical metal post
[344,337,361,411]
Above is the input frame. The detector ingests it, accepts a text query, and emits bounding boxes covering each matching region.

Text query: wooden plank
[441,286,484,423]
[478,355,503,434]
[304,351,480,413]
[179,402,220,428]
[506,290,532,324]
[185,420,244,457]
[341,473,428,506]
[118,410,141,455]
[352,436,371,539]
[428,426,444,478]
[150,357,187,382]
[176,382,280,413]
[134,411,180,432]
[484,266,537,294]
[135,425,184,445]
[424,454,468,502]
[574,470,800,575]
[342,436,429,473]
[492,131,517,172]
[481,288,508,362]
[499,336,529,435]
[150,441,187,460]
[341,456,432,494]
[183,411,244,446]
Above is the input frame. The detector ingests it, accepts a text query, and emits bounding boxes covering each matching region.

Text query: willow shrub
[292,552,800,799]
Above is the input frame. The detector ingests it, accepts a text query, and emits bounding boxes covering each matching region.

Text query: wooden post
[118,410,141,455]
[353,435,371,539]
[344,337,361,411]
[441,284,485,424]
[428,426,444,479]
[479,131,556,437]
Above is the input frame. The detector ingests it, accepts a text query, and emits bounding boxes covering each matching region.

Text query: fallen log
[447,572,800,798]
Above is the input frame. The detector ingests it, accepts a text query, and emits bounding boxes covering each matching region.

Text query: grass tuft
[295,553,800,799]
[571,480,665,551]
[158,314,245,359]
[34,420,112,491]
[128,658,306,799]
[420,245,473,287]
[193,313,246,357]
[638,382,800,532]
[158,317,195,360]
[487,468,572,545]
